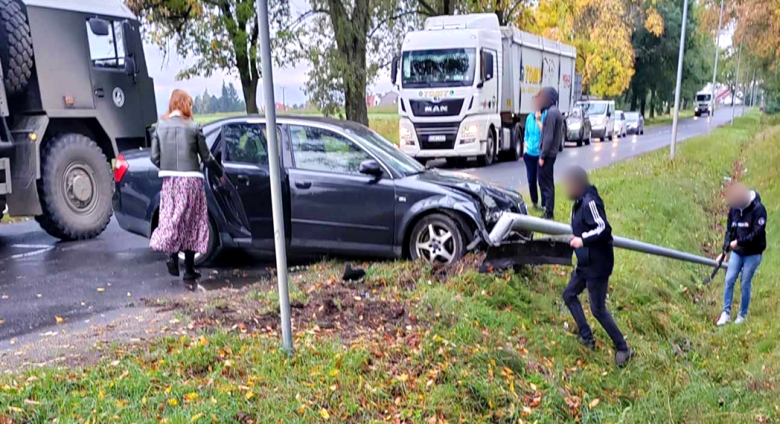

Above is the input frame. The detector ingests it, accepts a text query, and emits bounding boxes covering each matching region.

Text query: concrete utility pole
[670,0,689,161]
[710,0,725,117]
[256,0,293,354]
[732,44,742,126]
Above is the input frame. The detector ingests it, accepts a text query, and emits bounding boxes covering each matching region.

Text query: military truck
[0,0,156,239]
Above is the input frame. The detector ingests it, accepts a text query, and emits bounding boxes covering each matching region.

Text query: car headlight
[460,123,479,144]
[400,126,415,146]
[695,106,699,111]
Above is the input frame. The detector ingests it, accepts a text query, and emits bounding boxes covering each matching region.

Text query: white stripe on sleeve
[582,200,606,239]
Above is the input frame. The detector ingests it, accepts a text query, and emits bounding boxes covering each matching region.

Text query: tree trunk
[328,0,370,125]
[649,89,656,119]
[640,94,646,117]
[630,91,638,111]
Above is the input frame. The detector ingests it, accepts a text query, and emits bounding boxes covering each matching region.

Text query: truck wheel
[36,133,113,240]
[409,213,464,265]
[0,0,34,95]
[477,130,495,167]
[0,195,5,222]
[509,123,522,161]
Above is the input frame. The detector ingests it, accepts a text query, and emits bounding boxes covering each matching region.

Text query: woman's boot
[166,253,180,276]
[183,251,201,281]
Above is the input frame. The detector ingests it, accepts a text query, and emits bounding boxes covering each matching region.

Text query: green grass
[1,113,779,423]
[645,109,696,128]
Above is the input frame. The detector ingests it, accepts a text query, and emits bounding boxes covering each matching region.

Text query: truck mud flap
[6,115,48,216]
[480,239,573,273]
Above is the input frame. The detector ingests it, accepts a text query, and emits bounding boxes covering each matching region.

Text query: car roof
[203,115,372,133]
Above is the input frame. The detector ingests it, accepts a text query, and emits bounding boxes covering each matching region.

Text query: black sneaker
[615,348,634,367]
[166,258,180,277]
[183,270,201,281]
[578,336,596,350]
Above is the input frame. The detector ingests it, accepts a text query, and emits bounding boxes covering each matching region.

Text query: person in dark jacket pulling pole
[716,182,767,326]
[538,87,564,219]
[150,89,223,284]
[562,166,632,367]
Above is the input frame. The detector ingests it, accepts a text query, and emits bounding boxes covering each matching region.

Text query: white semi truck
[392,13,577,167]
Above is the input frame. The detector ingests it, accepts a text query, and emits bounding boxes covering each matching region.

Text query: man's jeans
[723,252,763,317]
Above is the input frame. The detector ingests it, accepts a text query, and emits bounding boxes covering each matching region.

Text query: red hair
[164,89,194,120]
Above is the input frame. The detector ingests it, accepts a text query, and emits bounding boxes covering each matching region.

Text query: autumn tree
[530,0,637,98]
[126,0,299,113]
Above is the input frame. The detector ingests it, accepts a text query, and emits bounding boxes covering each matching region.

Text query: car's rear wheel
[177,216,219,267]
[409,213,464,265]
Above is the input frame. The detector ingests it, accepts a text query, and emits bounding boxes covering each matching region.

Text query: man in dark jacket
[562,166,632,367]
[716,182,767,326]
[538,87,564,219]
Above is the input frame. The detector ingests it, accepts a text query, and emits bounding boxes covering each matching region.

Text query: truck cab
[695,91,713,116]
[393,14,576,167]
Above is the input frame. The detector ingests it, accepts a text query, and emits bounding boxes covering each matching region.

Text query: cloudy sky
[144,0,394,114]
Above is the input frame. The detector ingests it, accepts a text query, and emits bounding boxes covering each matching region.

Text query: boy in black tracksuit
[562,166,632,367]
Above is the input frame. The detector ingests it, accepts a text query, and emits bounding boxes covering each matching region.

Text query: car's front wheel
[409,213,464,265]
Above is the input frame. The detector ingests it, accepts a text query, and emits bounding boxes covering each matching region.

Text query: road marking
[2,244,55,261]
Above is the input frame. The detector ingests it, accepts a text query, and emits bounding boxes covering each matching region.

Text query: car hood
[413,169,525,223]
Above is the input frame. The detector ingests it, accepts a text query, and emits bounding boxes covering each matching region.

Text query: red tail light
[114,154,129,182]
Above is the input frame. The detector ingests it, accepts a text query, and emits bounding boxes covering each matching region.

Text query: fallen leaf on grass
[319,408,330,420]
[589,398,600,408]
[55,316,65,324]
[23,399,40,406]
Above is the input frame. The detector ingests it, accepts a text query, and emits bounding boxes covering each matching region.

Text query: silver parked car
[624,112,644,135]
[565,106,592,147]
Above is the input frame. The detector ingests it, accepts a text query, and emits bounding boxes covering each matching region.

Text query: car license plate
[428,135,446,142]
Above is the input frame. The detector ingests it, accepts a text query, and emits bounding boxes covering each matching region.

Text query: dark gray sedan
[625,112,645,135]
[112,117,528,266]
[565,106,592,147]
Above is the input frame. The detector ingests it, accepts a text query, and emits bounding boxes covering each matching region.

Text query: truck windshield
[402,49,476,88]
[696,94,712,101]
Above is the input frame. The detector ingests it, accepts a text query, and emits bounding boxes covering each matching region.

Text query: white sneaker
[734,315,747,324]
[716,312,731,326]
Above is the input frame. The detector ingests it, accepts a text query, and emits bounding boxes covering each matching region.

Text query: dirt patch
[174,278,417,343]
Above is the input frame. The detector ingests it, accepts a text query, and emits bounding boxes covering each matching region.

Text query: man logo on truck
[424,105,448,114]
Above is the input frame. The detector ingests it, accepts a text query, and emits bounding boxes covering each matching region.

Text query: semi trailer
[0,0,156,239]
[391,14,577,167]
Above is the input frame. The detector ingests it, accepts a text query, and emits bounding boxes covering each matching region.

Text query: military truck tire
[0,0,34,95]
[36,134,113,240]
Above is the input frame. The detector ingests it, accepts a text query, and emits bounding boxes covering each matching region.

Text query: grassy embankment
[0,113,778,423]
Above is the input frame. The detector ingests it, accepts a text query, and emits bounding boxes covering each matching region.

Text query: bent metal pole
[256,0,293,354]
[488,213,723,268]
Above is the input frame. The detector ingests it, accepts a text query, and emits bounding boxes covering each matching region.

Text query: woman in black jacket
[149,90,222,283]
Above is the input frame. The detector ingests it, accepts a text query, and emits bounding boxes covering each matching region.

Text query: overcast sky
[144,0,394,114]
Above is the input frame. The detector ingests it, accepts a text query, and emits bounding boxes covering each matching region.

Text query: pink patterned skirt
[149,177,209,254]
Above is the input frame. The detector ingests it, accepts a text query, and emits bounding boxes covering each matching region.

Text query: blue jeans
[723,252,763,317]
[523,153,540,205]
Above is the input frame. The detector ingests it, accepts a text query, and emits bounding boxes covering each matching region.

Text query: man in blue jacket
[716,182,767,326]
[562,166,632,367]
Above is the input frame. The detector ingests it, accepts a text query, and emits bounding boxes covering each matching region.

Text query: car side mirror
[359,160,383,178]
[88,18,110,36]
[391,56,399,85]
[124,56,137,77]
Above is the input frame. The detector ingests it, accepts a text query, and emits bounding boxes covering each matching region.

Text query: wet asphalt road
[0,108,743,343]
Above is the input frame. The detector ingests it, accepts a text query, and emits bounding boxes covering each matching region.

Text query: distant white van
[576,100,615,141]
[695,91,713,116]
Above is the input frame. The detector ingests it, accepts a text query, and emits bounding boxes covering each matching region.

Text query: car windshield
[625,112,640,121]
[345,126,426,176]
[578,102,608,116]
[402,48,477,88]
[696,94,712,101]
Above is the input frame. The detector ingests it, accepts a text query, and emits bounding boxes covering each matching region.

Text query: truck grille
[414,122,460,150]
[410,99,464,117]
